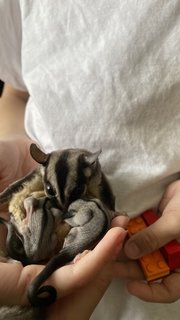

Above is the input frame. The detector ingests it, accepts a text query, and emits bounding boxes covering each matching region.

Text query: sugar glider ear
[30,143,49,165]
[84,149,102,165]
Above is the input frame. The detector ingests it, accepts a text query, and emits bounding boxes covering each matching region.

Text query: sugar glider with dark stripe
[30,144,115,212]
[0,144,115,315]
[27,144,115,307]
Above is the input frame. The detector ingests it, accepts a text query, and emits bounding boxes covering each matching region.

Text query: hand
[0,135,37,248]
[117,180,180,303]
[0,135,37,193]
[0,220,128,320]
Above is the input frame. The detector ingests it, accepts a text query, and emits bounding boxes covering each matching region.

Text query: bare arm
[0,84,36,192]
[0,84,29,138]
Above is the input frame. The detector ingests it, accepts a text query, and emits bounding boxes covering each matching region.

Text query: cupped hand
[0,220,128,320]
[115,180,180,303]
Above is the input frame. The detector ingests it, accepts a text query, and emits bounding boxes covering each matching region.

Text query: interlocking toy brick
[139,250,170,281]
[161,240,180,270]
[142,209,158,225]
[127,216,147,236]
[127,214,170,281]
[142,209,180,270]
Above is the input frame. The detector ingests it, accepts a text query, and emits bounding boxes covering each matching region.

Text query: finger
[47,261,130,320]
[159,180,180,214]
[49,227,127,298]
[127,271,180,303]
[48,260,143,320]
[111,215,129,229]
[125,181,180,260]
[159,184,180,244]
[124,213,180,259]
[111,260,144,280]
[0,261,26,305]
[16,227,127,304]
[73,250,90,263]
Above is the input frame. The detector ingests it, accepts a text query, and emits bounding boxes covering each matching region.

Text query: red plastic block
[142,209,158,225]
[161,241,180,270]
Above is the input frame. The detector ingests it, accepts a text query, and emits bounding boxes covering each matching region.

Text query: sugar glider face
[30,144,102,211]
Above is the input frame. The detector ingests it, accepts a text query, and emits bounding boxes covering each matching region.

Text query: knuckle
[135,229,160,254]
[165,180,180,197]
[163,215,180,239]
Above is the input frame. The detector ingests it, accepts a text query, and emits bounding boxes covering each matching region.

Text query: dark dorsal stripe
[100,173,115,210]
[68,155,87,204]
[55,151,69,205]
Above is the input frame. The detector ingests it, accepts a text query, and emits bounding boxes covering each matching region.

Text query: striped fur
[30,144,115,211]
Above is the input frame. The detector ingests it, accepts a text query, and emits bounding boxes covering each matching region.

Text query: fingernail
[125,242,141,259]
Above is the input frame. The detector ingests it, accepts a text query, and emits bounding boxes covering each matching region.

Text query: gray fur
[0,306,45,320]
[28,198,113,307]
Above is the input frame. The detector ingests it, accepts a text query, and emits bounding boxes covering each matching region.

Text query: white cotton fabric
[0,0,180,216]
[0,0,26,90]
[0,1,180,318]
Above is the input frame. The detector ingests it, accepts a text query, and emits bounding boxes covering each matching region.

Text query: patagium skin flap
[0,194,71,265]
[0,168,69,265]
[30,143,115,211]
[5,197,70,265]
[0,168,43,222]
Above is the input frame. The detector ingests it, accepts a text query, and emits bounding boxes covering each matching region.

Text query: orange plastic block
[127,216,170,281]
[127,216,147,236]
[139,251,170,281]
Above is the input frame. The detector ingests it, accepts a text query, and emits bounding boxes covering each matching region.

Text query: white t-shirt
[0,0,180,319]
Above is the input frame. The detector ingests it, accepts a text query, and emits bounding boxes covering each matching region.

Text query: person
[0,0,180,319]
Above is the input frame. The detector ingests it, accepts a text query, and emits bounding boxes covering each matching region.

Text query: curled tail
[27,283,57,308]
[27,249,76,307]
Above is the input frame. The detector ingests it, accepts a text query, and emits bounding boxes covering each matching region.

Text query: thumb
[124,213,180,259]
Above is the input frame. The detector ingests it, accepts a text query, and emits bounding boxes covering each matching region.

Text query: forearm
[0,84,29,138]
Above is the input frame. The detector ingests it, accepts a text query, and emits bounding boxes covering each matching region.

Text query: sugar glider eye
[45,182,56,197]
